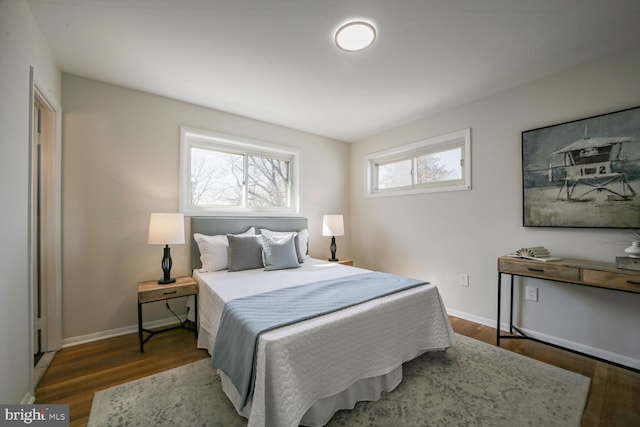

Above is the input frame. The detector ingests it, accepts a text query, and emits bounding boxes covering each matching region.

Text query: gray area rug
[88,334,590,426]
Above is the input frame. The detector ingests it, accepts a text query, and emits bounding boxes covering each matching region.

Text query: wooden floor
[35,316,640,426]
[35,326,210,427]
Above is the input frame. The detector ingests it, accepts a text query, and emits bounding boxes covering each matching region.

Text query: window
[180,126,300,215]
[365,128,471,197]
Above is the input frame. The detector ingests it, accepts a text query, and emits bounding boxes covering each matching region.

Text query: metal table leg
[496,272,502,346]
[138,302,144,353]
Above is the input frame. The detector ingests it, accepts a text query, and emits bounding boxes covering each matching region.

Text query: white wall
[0,0,61,403]
[61,74,350,340]
[350,48,640,368]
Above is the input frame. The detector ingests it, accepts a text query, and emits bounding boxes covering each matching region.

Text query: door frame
[31,78,63,357]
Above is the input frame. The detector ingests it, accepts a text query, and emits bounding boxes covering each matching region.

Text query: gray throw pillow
[227,234,263,272]
[261,234,301,271]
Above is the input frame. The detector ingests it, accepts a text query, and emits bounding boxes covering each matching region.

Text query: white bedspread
[194,259,455,427]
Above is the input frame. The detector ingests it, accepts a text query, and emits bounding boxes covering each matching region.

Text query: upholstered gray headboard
[190,216,308,271]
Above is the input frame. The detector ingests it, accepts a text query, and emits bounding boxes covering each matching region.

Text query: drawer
[139,284,197,303]
[583,269,640,293]
[499,258,580,282]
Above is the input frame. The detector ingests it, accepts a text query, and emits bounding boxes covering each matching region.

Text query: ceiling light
[335,21,376,52]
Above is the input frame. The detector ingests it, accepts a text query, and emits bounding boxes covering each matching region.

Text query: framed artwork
[522,106,640,228]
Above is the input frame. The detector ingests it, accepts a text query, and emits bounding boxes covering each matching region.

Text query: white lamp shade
[148,213,185,245]
[322,214,344,237]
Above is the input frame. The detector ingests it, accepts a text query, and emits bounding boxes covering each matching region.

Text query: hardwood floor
[35,317,640,426]
[35,327,210,427]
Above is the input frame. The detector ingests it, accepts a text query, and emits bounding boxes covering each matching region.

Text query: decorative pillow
[194,227,255,271]
[227,234,264,272]
[260,228,309,262]
[261,234,301,271]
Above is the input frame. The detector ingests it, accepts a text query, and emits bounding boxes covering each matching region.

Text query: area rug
[88,334,590,426]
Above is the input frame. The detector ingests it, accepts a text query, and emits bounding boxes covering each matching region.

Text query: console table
[497,256,640,370]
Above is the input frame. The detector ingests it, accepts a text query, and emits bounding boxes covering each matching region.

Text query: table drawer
[583,269,640,293]
[139,284,197,303]
[499,258,580,282]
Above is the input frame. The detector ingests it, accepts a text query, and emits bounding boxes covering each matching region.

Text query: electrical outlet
[459,274,469,287]
[525,286,538,302]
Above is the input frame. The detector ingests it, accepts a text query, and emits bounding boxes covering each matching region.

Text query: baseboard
[516,326,640,370]
[62,316,179,348]
[446,307,498,329]
[34,351,56,387]
[21,392,35,404]
[446,306,640,370]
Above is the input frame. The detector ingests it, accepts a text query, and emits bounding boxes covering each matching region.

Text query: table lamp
[322,214,344,262]
[148,213,185,284]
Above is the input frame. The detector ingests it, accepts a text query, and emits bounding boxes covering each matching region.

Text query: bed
[190,217,455,427]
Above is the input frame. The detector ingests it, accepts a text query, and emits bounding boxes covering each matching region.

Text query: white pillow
[194,227,255,271]
[260,228,309,262]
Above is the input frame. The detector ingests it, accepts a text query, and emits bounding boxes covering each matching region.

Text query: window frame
[180,126,301,216]
[365,128,471,198]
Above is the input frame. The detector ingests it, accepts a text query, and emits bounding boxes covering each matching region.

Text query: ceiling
[27,0,640,142]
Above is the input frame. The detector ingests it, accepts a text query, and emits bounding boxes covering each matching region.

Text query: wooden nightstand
[137,276,198,353]
[337,259,353,266]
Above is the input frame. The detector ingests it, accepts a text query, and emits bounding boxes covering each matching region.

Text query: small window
[180,127,300,215]
[365,128,471,197]
[377,158,412,190]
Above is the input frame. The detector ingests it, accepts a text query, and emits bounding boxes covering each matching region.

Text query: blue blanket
[210,271,428,408]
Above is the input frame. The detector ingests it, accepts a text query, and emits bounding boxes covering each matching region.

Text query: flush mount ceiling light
[335,20,376,52]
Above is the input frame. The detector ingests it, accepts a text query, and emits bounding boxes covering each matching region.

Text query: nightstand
[137,276,198,353]
[337,259,353,266]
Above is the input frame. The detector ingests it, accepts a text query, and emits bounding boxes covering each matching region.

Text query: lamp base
[329,236,338,262]
[158,245,175,285]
